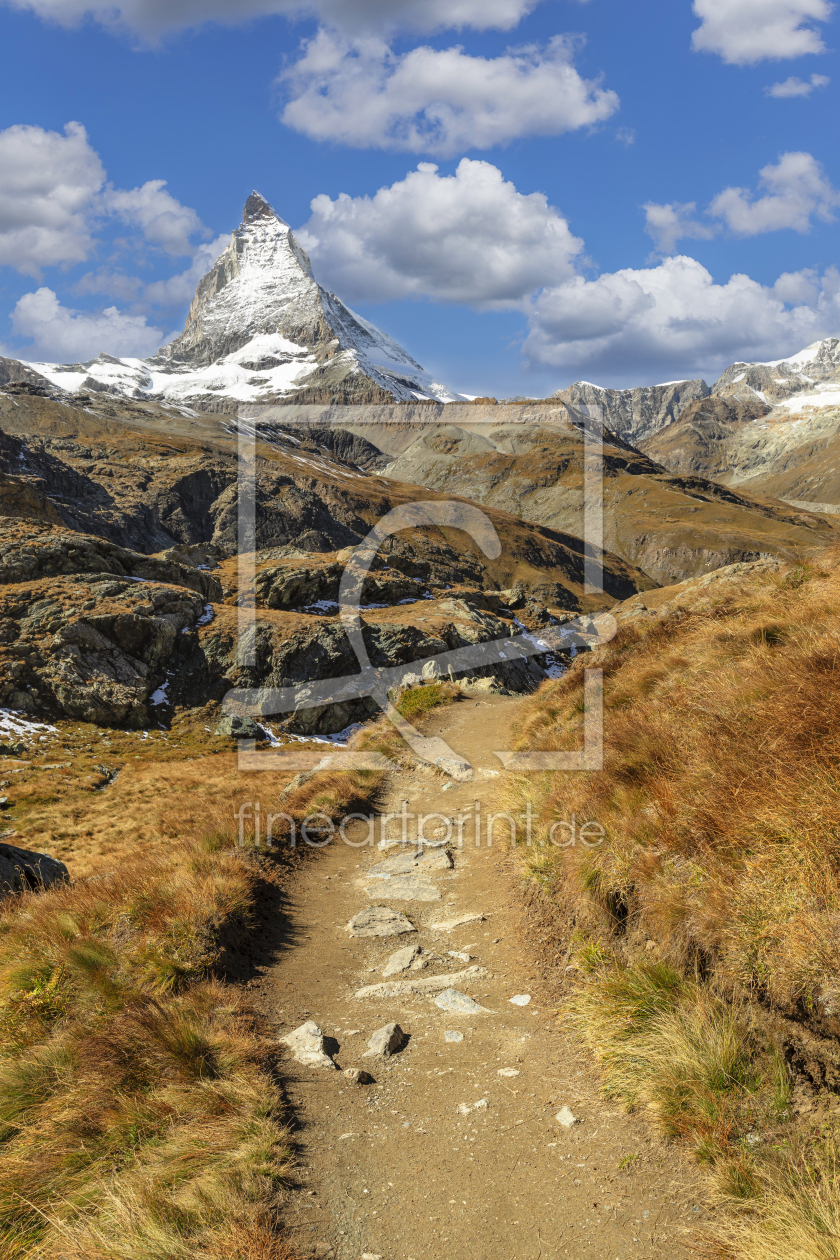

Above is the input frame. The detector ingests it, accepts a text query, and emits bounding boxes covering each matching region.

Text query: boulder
[278,1020,337,1069]
[0,842,69,895]
[362,1022,406,1060]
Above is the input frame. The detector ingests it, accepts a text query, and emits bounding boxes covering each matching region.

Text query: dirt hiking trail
[249,696,707,1259]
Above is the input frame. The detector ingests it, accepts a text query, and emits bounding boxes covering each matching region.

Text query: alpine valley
[3,191,840,1260]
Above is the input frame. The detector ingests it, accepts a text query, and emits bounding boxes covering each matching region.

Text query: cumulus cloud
[643,201,716,254]
[280,31,619,156]
[691,0,832,65]
[4,0,539,37]
[645,152,839,253]
[766,72,830,95]
[11,286,164,361]
[0,121,104,276]
[710,151,839,234]
[524,256,840,379]
[0,120,209,279]
[297,160,583,307]
[104,180,208,255]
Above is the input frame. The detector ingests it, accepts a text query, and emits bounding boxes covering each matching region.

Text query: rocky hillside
[553,377,710,444]
[0,386,655,736]
[356,404,837,585]
[24,192,462,411]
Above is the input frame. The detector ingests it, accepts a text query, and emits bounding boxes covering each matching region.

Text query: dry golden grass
[500,549,840,1257]
[0,747,385,1259]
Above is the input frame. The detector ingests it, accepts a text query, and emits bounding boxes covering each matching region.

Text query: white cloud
[710,151,839,234]
[11,286,164,361]
[766,71,830,95]
[280,30,619,156]
[645,152,840,253]
[643,201,716,254]
[4,0,539,37]
[524,255,840,379]
[104,179,208,255]
[691,0,832,65]
[0,121,104,276]
[298,160,583,307]
[0,120,208,280]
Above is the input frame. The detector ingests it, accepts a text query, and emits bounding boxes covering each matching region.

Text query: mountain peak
[243,190,282,225]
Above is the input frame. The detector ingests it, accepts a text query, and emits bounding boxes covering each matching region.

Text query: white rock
[509,994,531,1006]
[367,850,452,877]
[363,874,442,901]
[445,1030,464,1043]
[382,943,422,976]
[362,1022,406,1060]
[343,1067,374,1085]
[498,1068,520,1077]
[434,988,491,1014]
[354,966,488,1001]
[448,949,472,962]
[429,912,487,932]
[555,1106,579,1128]
[278,1021,337,1070]
[347,906,417,938]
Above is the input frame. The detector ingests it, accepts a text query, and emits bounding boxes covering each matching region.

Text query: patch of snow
[0,709,58,741]
[196,603,215,626]
[150,683,170,707]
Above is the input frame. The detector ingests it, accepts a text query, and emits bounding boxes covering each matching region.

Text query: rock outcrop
[554,379,710,443]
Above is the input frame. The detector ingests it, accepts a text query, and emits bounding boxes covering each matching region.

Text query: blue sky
[0,0,838,395]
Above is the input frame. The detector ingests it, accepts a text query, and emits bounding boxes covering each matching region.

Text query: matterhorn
[28,192,462,409]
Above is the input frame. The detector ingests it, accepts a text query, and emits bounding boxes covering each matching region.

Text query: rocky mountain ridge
[24,192,463,412]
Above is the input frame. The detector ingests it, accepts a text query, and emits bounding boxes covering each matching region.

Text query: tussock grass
[0,753,385,1258]
[500,549,840,1256]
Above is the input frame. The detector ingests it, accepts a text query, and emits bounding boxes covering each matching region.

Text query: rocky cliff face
[712,337,840,405]
[553,378,710,444]
[25,192,462,410]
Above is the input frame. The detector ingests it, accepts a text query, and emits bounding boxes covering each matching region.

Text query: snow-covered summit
[25,191,463,409]
[713,336,840,407]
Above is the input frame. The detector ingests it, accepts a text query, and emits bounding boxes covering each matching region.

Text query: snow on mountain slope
[25,192,463,410]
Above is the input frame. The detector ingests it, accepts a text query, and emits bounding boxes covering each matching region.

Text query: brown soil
[247,696,708,1259]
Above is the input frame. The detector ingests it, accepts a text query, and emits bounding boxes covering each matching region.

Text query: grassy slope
[0,746,385,1260]
[500,549,840,1257]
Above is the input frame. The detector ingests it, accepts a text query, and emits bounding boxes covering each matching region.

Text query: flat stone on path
[382,943,422,976]
[434,987,491,1014]
[367,849,453,878]
[445,1030,464,1042]
[509,994,531,1006]
[362,1022,406,1059]
[555,1106,580,1128]
[363,874,442,901]
[279,1020,337,1069]
[355,966,489,1000]
[429,912,487,932]
[347,906,417,938]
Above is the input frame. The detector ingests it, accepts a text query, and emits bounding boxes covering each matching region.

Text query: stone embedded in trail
[363,874,442,902]
[498,1068,520,1077]
[434,754,472,780]
[509,993,532,1006]
[347,906,417,938]
[555,1106,580,1128]
[434,987,491,1014]
[448,949,472,962]
[445,1030,464,1042]
[362,1022,406,1059]
[342,1067,374,1085]
[366,848,453,878]
[278,1020,337,1069]
[382,943,422,976]
[354,966,489,1000]
[429,912,487,932]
